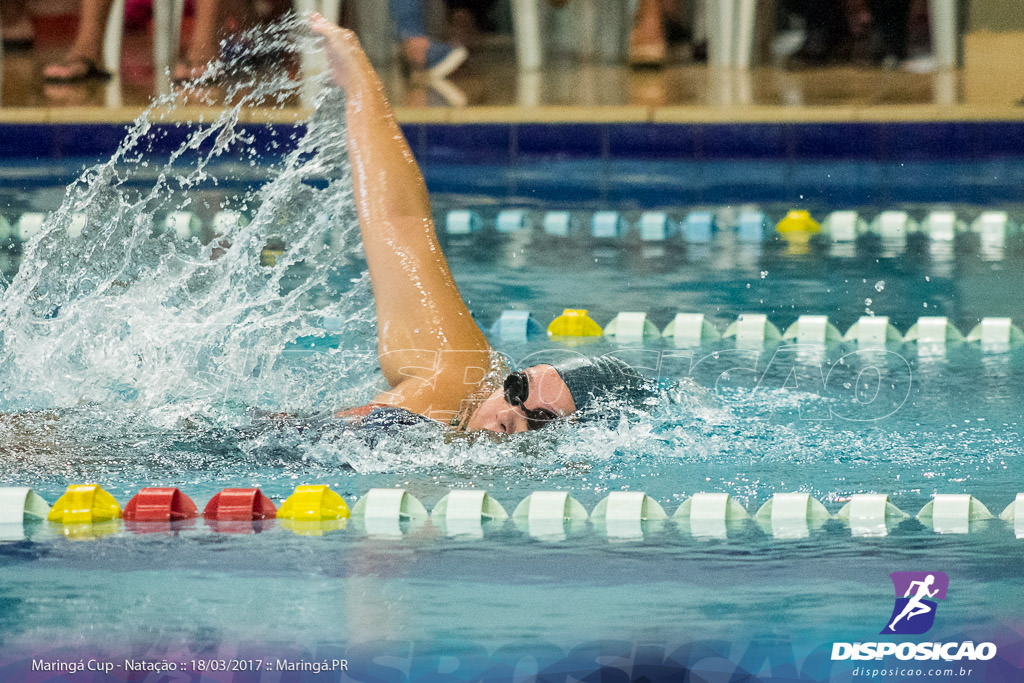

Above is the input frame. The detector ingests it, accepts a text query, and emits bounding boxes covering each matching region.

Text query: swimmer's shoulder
[337,403,433,430]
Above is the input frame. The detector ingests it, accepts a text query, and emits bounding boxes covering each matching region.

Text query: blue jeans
[390,0,426,42]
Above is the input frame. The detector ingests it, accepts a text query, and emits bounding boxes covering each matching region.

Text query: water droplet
[874,280,885,292]
[760,271,768,279]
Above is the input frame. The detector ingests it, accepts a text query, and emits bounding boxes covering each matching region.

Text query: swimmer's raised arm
[312,15,492,420]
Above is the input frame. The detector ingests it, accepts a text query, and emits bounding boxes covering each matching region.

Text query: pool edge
[3,104,1024,126]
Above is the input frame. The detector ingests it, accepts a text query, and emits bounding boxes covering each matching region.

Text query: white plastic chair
[101,0,185,77]
[706,0,758,68]
[511,0,624,71]
[292,1,343,105]
[509,0,759,71]
[100,1,344,79]
[724,0,960,70]
[929,0,959,68]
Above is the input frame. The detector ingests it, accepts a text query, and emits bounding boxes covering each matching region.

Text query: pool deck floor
[2,30,1024,125]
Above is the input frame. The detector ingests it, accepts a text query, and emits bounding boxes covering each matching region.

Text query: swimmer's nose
[494,403,527,434]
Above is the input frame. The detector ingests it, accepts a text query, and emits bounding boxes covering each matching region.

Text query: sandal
[43,56,111,83]
[2,36,34,51]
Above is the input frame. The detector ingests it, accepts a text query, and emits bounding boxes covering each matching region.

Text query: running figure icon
[888,574,938,631]
[882,571,949,635]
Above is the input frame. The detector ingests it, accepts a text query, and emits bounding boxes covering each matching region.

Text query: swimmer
[310,13,647,434]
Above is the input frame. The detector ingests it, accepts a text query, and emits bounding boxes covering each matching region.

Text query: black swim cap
[550,355,648,413]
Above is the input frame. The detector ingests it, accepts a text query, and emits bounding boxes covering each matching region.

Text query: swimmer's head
[466,355,647,434]
[548,355,647,413]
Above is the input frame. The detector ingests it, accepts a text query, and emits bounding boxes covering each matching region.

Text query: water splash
[0,16,376,422]
[4,16,1014,505]
[0,16,723,479]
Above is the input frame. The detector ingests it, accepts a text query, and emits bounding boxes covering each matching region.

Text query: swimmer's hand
[310,11,362,90]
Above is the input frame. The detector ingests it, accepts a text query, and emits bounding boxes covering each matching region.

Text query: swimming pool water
[2,44,1024,676]
[3,186,1024,681]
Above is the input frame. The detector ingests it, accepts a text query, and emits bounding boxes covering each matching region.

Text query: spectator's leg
[171,0,226,81]
[43,0,115,80]
[71,0,115,63]
[185,0,224,65]
[629,0,667,66]
[390,0,467,78]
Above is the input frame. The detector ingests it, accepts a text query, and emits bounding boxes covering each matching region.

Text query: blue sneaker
[423,41,468,80]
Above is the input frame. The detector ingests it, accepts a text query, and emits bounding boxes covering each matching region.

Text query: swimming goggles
[503,371,557,430]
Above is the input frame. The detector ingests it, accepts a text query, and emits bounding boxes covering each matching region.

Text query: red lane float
[203,488,277,521]
[123,487,199,522]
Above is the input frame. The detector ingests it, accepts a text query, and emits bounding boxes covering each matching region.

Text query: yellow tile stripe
[3,104,1024,126]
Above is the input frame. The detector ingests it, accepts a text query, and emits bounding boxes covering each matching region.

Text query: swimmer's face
[467,364,576,434]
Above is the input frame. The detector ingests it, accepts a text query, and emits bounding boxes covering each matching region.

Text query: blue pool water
[4,181,1024,680]
[2,31,1024,682]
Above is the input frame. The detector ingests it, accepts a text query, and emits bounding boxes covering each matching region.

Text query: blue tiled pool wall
[409,121,1024,206]
[2,121,1024,205]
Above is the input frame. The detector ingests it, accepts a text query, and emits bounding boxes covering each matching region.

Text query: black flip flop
[43,57,111,84]
[2,36,34,51]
